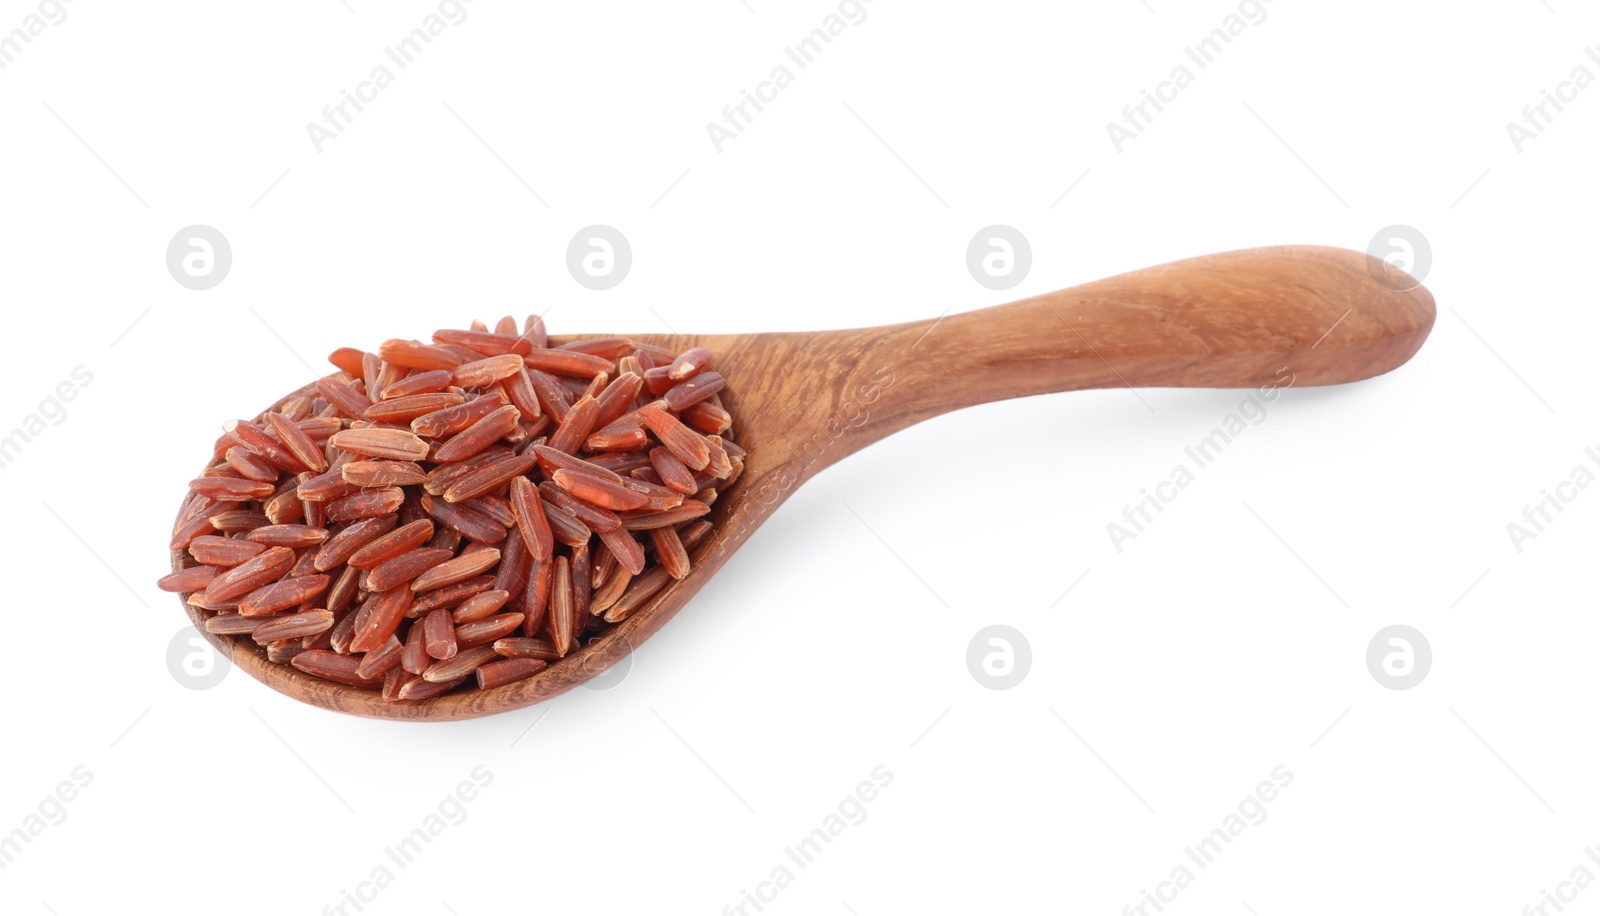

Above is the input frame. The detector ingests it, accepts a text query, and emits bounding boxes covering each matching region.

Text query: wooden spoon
[172,245,1434,720]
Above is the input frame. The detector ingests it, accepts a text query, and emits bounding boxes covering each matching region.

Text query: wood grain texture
[170,245,1434,720]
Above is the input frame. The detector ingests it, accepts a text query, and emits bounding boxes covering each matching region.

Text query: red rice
[166,317,739,701]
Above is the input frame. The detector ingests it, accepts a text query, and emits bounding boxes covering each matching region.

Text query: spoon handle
[821,245,1434,460]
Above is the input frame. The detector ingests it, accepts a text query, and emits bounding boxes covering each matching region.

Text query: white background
[1,1,1596,914]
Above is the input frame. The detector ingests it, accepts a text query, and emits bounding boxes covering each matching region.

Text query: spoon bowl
[172,245,1434,719]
